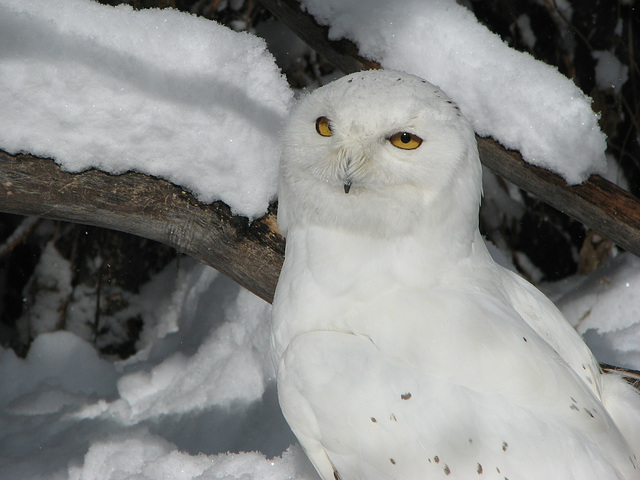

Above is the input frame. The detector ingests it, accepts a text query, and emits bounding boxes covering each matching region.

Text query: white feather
[272,70,640,479]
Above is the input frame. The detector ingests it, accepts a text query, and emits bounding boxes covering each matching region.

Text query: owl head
[277,70,482,239]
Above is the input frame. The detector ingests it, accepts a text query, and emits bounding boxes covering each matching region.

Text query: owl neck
[272,185,490,362]
[282,196,486,289]
[277,156,486,282]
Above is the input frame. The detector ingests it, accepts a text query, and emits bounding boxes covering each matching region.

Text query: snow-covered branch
[260,0,640,255]
[2,2,640,478]
[257,0,381,74]
[0,150,284,303]
[477,137,640,257]
[1,0,639,308]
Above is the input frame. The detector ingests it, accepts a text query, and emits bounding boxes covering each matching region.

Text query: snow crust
[0,0,293,219]
[300,0,607,184]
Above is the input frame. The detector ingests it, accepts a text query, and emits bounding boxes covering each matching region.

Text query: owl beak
[343,156,353,193]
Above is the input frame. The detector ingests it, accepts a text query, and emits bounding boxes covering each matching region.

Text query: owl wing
[278,329,634,480]
[499,267,640,460]
[498,267,604,397]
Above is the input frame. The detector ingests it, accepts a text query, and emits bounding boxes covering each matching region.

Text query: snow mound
[554,253,640,369]
[300,0,607,184]
[0,0,293,218]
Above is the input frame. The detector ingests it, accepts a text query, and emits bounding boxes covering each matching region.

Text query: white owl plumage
[271,69,640,480]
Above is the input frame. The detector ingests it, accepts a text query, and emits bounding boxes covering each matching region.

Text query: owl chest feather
[272,226,638,480]
[274,225,551,382]
[271,224,470,357]
[271,69,640,480]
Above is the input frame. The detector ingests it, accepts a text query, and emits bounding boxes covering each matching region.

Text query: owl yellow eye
[315,116,333,137]
[389,132,422,150]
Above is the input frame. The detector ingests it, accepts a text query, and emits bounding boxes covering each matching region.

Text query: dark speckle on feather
[401,392,412,400]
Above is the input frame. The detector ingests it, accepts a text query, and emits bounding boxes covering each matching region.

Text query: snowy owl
[271,69,640,480]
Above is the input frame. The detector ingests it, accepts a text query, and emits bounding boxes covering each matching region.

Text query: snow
[516,14,537,50]
[592,50,629,92]
[0,0,293,219]
[0,0,639,478]
[4,250,640,480]
[18,242,73,344]
[0,258,316,480]
[300,0,607,184]
[553,253,640,370]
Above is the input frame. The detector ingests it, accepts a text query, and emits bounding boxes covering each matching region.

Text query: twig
[0,216,41,259]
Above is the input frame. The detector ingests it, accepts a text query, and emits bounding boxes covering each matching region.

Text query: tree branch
[259,0,640,254]
[478,138,640,255]
[2,0,640,309]
[257,0,381,74]
[0,150,284,303]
